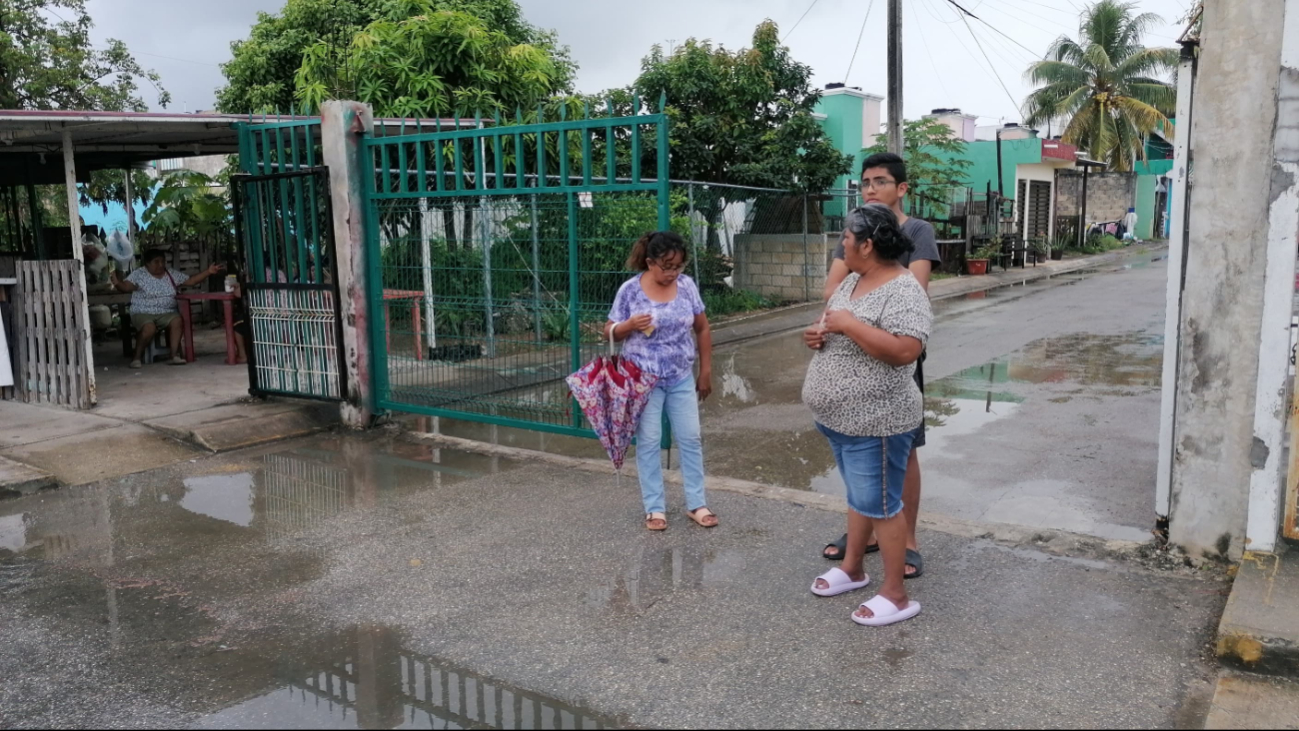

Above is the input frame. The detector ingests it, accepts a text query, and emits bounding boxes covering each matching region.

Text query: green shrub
[704,288,776,317]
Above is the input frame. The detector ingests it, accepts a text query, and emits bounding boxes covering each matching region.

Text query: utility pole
[886,0,903,154]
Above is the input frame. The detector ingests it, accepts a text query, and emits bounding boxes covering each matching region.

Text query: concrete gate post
[1245,0,1299,553]
[1168,0,1293,559]
[320,101,376,428]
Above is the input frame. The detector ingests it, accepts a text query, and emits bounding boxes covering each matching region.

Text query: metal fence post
[688,182,701,282]
[481,196,495,358]
[567,191,581,429]
[802,193,810,302]
[529,193,542,342]
[419,196,436,352]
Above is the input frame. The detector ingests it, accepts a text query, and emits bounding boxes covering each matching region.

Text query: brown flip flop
[687,507,719,528]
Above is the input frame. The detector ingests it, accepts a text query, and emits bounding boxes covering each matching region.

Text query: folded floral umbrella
[565,341,658,470]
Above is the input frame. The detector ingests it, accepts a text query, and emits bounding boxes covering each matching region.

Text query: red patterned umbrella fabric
[566,348,658,470]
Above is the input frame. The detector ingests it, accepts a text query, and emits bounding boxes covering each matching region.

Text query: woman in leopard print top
[802,203,932,627]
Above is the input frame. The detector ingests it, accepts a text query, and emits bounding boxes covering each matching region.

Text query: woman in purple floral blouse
[605,231,716,532]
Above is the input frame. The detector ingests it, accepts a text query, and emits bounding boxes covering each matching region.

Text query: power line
[782,0,822,41]
[954,6,1022,112]
[978,0,1075,37]
[927,0,1000,84]
[912,1,956,100]
[844,0,877,82]
[920,0,962,24]
[945,0,1044,58]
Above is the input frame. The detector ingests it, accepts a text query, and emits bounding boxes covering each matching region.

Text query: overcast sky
[81,0,1196,125]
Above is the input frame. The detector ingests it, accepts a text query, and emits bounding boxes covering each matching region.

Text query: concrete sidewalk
[0,397,337,488]
[0,430,1227,729]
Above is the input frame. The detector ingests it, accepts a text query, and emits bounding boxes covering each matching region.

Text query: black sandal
[821,534,881,560]
[904,549,924,580]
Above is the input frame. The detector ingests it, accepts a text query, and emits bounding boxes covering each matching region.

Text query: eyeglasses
[652,260,685,272]
[862,177,898,191]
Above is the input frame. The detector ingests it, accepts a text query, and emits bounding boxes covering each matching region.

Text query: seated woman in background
[109,248,224,369]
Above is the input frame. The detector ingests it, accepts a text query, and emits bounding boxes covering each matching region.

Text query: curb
[1216,551,1299,676]
[0,455,57,496]
[404,431,1195,574]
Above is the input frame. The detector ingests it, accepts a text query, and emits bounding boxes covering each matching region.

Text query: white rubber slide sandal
[851,594,922,627]
[811,568,871,597]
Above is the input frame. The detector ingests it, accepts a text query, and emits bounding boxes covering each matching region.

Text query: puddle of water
[194,625,623,730]
[807,394,1019,495]
[181,474,256,528]
[0,440,512,560]
[0,437,621,730]
[936,333,1163,391]
[0,512,26,552]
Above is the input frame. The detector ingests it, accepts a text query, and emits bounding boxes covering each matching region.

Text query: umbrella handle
[609,322,618,357]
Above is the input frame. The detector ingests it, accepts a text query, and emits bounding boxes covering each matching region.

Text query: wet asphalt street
[697,253,1169,543]
[0,251,1230,729]
[0,432,1224,729]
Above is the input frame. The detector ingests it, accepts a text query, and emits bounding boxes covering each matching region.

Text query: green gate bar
[361,101,670,438]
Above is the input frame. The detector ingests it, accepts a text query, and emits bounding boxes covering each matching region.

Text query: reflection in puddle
[809,395,1019,495]
[588,545,746,613]
[0,512,26,552]
[0,440,507,559]
[719,354,756,403]
[196,626,620,730]
[936,333,1163,391]
[181,474,256,528]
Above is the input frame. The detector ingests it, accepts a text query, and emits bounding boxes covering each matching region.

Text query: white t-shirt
[126,267,186,314]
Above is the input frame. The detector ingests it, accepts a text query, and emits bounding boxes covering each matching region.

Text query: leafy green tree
[141,170,231,239]
[631,20,849,193]
[626,21,850,249]
[217,0,573,114]
[295,3,569,248]
[0,0,168,230]
[864,117,972,215]
[1022,0,1177,171]
[79,170,155,216]
[294,5,564,117]
[0,0,169,111]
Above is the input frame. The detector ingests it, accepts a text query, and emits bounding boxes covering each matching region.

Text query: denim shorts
[816,423,916,519]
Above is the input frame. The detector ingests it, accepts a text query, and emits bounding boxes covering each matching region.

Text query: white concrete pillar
[1156,43,1199,520]
[320,101,375,428]
[1168,0,1289,560]
[1245,0,1299,554]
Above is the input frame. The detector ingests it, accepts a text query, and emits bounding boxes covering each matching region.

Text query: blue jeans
[816,423,915,520]
[636,374,707,515]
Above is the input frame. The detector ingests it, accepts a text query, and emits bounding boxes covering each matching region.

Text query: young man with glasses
[819,152,940,579]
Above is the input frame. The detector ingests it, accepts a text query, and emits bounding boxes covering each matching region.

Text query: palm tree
[1023,1,1178,171]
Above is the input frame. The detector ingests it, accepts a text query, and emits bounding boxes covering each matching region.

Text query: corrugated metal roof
[0,109,479,185]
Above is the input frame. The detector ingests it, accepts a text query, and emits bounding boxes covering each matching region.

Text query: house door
[1028,180,1052,242]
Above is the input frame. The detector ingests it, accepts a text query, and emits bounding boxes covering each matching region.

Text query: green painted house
[813,94,1176,241]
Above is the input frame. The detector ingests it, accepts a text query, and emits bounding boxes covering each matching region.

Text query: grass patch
[703,288,780,317]
[1070,234,1125,256]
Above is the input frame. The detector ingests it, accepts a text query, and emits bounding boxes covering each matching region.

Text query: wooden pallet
[4,260,92,408]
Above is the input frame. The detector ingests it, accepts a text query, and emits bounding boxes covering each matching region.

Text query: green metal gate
[234,118,346,401]
[362,104,670,436]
